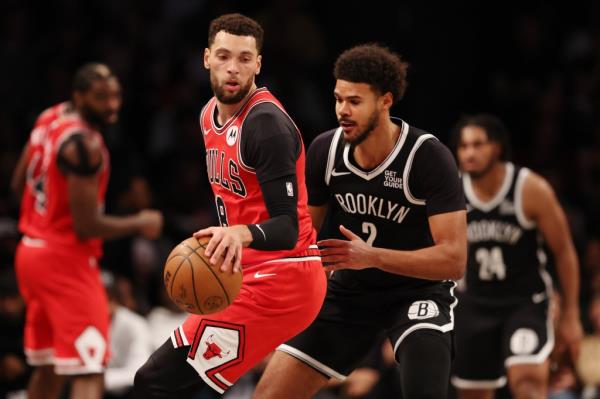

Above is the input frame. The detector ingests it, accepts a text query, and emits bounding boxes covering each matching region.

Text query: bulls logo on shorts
[408,300,440,320]
[187,320,245,392]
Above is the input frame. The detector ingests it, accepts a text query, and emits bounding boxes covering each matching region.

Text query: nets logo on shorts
[407,300,440,320]
[510,328,539,355]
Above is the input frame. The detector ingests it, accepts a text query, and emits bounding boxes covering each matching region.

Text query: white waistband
[22,236,47,248]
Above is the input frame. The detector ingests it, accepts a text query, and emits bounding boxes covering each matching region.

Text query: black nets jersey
[306,118,465,291]
[462,163,551,304]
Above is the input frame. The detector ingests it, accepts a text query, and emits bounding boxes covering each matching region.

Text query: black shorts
[451,291,553,390]
[277,278,457,379]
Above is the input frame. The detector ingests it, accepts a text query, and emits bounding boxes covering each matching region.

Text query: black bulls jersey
[463,163,550,303]
[306,118,465,290]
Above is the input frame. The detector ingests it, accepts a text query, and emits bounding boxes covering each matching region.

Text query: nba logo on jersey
[407,300,440,320]
[226,126,238,146]
[286,182,294,197]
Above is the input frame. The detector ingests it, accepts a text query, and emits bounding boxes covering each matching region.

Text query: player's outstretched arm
[319,209,467,280]
[60,133,163,241]
[522,171,582,362]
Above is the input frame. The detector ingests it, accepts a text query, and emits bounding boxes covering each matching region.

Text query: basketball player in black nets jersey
[253,44,467,399]
[450,114,583,399]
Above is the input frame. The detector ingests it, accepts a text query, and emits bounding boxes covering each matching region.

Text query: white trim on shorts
[504,269,554,367]
[256,245,321,265]
[54,357,104,375]
[22,235,47,248]
[170,325,190,348]
[392,281,458,355]
[189,364,232,395]
[276,344,347,381]
[451,376,507,389]
[25,348,54,366]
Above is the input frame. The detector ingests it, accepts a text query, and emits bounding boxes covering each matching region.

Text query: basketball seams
[188,259,205,314]
[167,255,190,300]
[182,242,232,305]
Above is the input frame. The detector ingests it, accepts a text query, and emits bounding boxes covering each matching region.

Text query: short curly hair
[334,44,409,104]
[208,13,264,53]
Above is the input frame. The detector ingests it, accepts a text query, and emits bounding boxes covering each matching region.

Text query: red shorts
[172,246,327,394]
[15,238,110,375]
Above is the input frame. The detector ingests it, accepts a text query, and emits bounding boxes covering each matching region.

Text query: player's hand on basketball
[318,225,376,272]
[193,225,251,273]
[138,209,163,239]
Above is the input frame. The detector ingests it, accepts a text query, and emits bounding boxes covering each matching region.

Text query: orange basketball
[163,236,242,315]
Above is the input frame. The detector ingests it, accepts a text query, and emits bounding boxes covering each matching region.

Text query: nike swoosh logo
[204,128,212,135]
[331,169,351,177]
[254,271,277,279]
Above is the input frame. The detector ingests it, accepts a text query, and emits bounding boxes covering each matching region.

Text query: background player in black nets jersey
[253,44,467,399]
[450,114,582,399]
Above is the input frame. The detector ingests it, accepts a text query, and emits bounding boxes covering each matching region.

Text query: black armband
[57,133,102,176]
[247,175,299,251]
[248,214,298,251]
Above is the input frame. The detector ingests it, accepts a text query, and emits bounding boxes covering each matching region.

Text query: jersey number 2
[361,222,377,246]
[476,246,506,281]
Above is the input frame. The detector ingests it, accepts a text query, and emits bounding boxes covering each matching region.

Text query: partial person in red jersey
[11,63,163,399]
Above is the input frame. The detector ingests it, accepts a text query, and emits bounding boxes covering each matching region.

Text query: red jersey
[199,88,316,265]
[18,102,110,257]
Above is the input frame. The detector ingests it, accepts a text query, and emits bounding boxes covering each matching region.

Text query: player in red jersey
[134,13,327,398]
[11,63,163,399]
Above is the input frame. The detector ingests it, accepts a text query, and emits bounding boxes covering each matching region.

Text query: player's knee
[403,381,447,399]
[397,331,451,399]
[511,378,545,399]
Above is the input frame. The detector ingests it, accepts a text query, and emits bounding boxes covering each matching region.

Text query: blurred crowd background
[0,1,599,398]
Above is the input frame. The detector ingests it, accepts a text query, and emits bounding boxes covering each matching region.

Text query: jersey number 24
[476,246,506,281]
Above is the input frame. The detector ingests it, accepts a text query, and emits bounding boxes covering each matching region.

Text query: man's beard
[79,104,112,130]
[467,158,497,179]
[212,76,253,105]
[343,110,379,145]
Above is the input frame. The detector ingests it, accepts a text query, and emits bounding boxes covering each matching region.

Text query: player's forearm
[247,214,298,250]
[555,244,580,314]
[372,241,466,280]
[75,212,144,240]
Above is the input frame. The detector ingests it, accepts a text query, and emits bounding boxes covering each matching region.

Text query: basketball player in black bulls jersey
[450,114,582,399]
[134,14,326,398]
[253,44,467,399]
